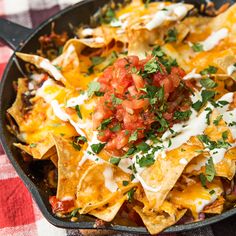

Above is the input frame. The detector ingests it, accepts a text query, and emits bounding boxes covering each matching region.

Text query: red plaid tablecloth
[1,0,235,235]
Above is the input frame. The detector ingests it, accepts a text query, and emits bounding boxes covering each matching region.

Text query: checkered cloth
[0,0,233,235]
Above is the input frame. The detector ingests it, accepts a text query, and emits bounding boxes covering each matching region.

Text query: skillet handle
[0,18,32,50]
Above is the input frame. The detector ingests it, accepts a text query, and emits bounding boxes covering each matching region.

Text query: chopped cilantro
[70,208,80,217]
[29,143,37,148]
[213,115,223,126]
[110,123,121,132]
[229,121,236,127]
[87,81,100,97]
[200,78,217,89]
[192,90,215,111]
[100,8,117,24]
[209,189,215,195]
[94,91,105,97]
[165,28,178,43]
[109,157,121,165]
[127,188,135,202]
[200,173,207,187]
[122,180,129,186]
[200,66,218,75]
[75,105,82,119]
[91,143,106,154]
[144,58,163,74]
[111,94,123,105]
[129,130,138,142]
[137,142,150,152]
[217,100,229,106]
[205,107,212,125]
[174,110,192,121]
[192,43,203,52]
[205,157,216,182]
[72,142,81,151]
[138,154,155,167]
[91,56,105,66]
[76,136,87,143]
[126,146,137,155]
[98,118,113,130]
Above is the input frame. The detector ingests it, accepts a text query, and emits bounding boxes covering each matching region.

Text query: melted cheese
[103,166,118,192]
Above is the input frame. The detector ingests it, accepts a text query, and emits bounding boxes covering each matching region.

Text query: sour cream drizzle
[201,28,228,51]
[103,166,118,192]
[227,63,236,76]
[146,3,189,31]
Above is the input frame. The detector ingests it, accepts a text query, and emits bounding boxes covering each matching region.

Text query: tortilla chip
[14,140,55,160]
[16,52,66,83]
[89,195,127,222]
[203,196,225,214]
[140,136,203,210]
[76,162,135,214]
[51,134,92,200]
[134,202,186,235]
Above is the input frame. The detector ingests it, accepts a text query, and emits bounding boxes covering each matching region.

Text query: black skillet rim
[0,0,236,233]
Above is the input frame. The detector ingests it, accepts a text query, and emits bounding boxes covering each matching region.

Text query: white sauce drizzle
[103,166,118,193]
[39,59,64,81]
[146,3,188,31]
[201,28,228,51]
[179,158,188,165]
[66,93,88,107]
[118,158,133,174]
[227,63,236,76]
[223,110,236,139]
[81,28,94,37]
[183,69,202,80]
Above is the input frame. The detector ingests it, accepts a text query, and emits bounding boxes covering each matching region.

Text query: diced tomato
[132,74,145,90]
[49,196,74,213]
[94,55,191,154]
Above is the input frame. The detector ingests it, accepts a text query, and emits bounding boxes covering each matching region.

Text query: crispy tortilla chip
[51,134,92,200]
[140,136,202,210]
[203,196,225,214]
[89,195,127,222]
[134,202,186,235]
[76,162,135,214]
[14,140,55,160]
[16,52,66,83]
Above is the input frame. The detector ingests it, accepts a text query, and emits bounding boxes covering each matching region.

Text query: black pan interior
[0,0,235,233]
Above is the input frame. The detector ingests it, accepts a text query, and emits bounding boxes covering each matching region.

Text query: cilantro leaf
[87,81,101,97]
[127,188,135,202]
[111,94,123,105]
[110,123,121,132]
[138,154,155,167]
[109,157,121,165]
[202,90,216,103]
[200,78,217,89]
[100,8,117,24]
[91,143,106,154]
[75,105,82,119]
[174,110,192,121]
[98,118,113,130]
[144,58,163,74]
[91,56,105,66]
[165,28,178,43]
[200,66,218,75]
[192,43,203,52]
[129,130,138,142]
[137,142,150,152]
[122,180,129,186]
[213,115,223,126]
[199,173,207,187]
[205,157,216,182]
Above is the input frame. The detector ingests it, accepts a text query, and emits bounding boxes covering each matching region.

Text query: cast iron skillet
[0,0,235,234]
